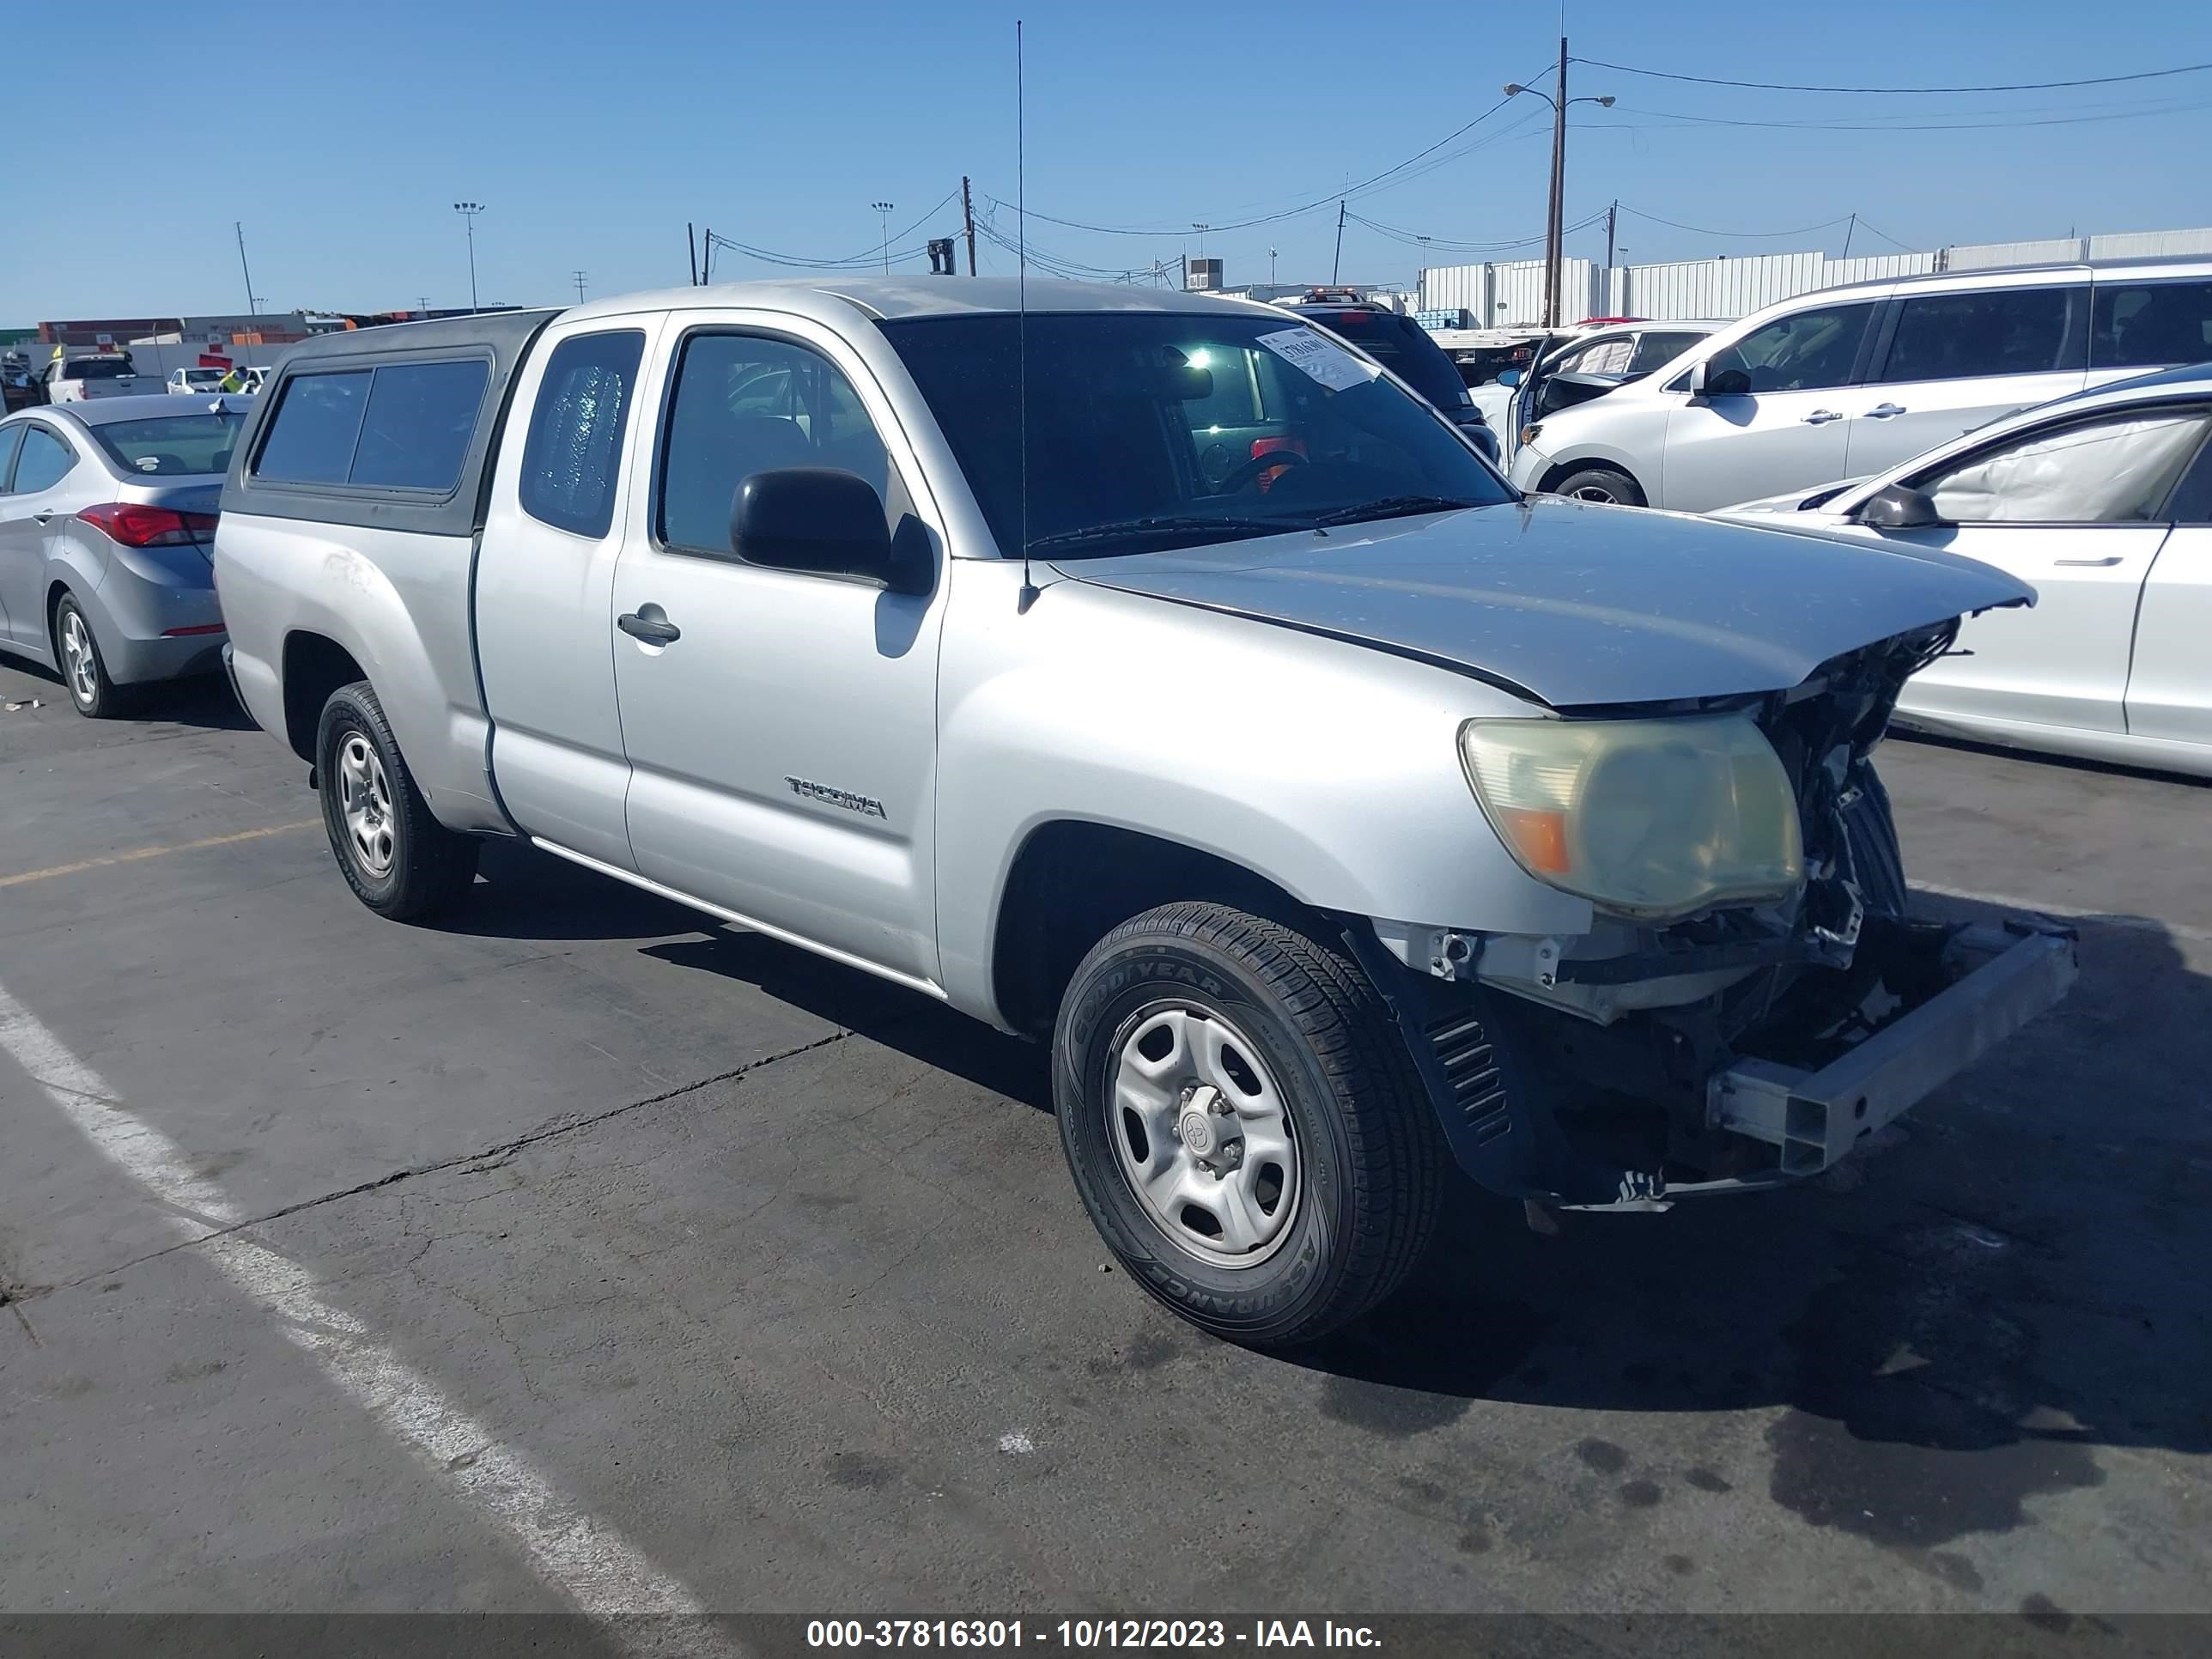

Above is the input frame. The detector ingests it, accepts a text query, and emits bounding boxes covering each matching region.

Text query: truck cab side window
[658,334,890,556]
[520,330,646,538]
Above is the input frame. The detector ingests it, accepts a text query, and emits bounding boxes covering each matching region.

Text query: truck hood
[1055,498,2031,708]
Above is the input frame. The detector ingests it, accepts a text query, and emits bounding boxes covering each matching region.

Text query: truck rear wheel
[315,680,479,921]
[1052,902,1444,1348]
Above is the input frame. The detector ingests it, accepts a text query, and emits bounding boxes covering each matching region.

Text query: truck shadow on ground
[452,847,2209,1556]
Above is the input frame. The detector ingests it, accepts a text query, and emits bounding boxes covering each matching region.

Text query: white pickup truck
[213,281,2073,1346]
[42,351,157,402]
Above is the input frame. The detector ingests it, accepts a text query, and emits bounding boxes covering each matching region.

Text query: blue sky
[9,0,2211,322]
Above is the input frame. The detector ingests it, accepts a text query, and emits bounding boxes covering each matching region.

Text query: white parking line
[0,978,736,1644]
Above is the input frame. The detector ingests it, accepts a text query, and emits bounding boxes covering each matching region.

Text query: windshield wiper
[1024,514,1299,555]
[1295,494,1488,528]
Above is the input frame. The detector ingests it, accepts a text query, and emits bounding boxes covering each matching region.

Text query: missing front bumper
[1352,915,2078,1211]
[1698,921,2076,1182]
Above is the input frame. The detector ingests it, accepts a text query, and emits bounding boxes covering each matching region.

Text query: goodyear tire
[315,680,479,921]
[1053,902,1444,1348]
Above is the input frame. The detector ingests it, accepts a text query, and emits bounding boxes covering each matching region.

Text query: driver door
[609,317,950,988]
[1661,299,1885,511]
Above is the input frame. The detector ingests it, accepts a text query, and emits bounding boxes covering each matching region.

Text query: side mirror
[1496,368,1522,387]
[729,467,930,594]
[1855,483,1945,530]
[1693,360,1752,398]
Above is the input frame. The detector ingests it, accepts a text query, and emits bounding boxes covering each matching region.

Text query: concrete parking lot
[2,652,2207,1633]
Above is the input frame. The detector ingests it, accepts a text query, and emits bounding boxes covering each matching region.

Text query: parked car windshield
[90,410,246,476]
[69,359,137,380]
[880,311,1512,558]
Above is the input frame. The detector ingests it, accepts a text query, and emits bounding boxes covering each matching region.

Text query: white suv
[1510,258,2212,510]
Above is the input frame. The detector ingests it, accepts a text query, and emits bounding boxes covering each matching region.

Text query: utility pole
[1545,39,1567,326]
[1505,46,1612,328]
[1269,246,1277,288]
[1332,198,1346,285]
[1841,212,1857,260]
[453,202,484,314]
[234,222,258,319]
[872,200,896,274]
[702,228,712,284]
[572,270,588,304]
[962,176,977,276]
[1604,199,1618,270]
[688,222,699,286]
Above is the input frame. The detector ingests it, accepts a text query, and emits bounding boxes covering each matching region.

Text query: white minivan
[1510,258,2212,511]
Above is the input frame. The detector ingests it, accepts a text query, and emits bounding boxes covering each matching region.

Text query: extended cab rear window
[254,359,489,492]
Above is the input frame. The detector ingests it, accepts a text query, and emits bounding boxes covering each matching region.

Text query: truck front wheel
[1053,902,1445,1348]
[314,680,479,921]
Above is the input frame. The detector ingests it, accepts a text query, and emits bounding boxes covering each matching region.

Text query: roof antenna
[1016,17,1039,613]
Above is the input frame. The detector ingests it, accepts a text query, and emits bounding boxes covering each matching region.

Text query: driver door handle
[1863,403,1907,418]
[1801,409,1844,425]
[2054,556,2124,568]
[617,611,681,644]
[32,511,54,524]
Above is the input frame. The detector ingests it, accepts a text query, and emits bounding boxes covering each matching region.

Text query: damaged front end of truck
[1354,622,2078,1210]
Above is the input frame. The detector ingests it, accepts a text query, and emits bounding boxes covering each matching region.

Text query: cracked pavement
[2,657,2209,1626]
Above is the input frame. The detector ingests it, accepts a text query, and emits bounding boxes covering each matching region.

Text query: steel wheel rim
[59,609,96,704]
[1109,1003,1301,1269]
[337,733,397,877]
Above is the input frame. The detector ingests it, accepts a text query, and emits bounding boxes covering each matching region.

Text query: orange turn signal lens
[1498,807,1571,875]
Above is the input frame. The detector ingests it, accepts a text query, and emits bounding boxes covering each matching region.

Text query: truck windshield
[70,359,137,380]
[91,411,246,476]
[879,311,1513,559]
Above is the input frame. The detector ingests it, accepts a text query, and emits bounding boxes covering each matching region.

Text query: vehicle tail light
[76,504,219,547]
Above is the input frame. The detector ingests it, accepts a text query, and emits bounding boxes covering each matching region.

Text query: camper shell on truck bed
[222,309,559,538]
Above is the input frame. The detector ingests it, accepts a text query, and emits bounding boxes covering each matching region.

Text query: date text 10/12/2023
[806,1621,1384,1649]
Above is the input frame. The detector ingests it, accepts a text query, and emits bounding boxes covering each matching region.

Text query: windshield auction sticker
[1255,327,1379,392]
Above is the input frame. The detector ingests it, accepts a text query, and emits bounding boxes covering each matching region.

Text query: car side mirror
[1855,483,1945,530]
[729,467,930,595]
[1496,368,1522,387]
[1692,360,1752,398]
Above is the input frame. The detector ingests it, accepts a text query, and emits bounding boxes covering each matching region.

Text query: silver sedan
[0,393,249,717]
[1714,363,2212,777]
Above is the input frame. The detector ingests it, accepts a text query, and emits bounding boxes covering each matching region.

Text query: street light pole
[1504,48,1613,328]
[234,222,258,320]
[872,201,896,273]
[453,203,484,313]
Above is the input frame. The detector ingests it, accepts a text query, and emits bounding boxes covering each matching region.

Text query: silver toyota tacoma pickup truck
[214,279,2075,1347]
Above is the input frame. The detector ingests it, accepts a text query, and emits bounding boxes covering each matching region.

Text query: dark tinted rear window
[1877,286,2081,384]
[349,361,489,490]
[2092,279,2212,369]
[255,359,487,491]
[70,359,136,380]
[1297,310,1466,410]
[255,371,371,483]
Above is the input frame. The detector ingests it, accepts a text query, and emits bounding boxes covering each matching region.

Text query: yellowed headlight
[1461,713,1804,919]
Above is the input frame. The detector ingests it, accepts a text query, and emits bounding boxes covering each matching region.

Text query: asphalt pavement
[2,653,2206,1638]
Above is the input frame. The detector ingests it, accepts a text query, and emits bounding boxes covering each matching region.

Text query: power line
[983,76,1549,240]
[1615,204,1854,239]
[1572,55,2212,95]
[1614,99,2212,133]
